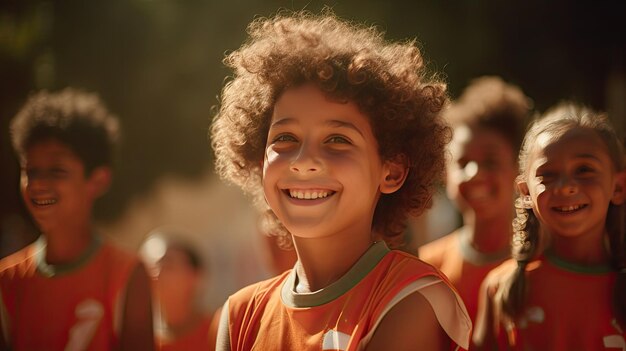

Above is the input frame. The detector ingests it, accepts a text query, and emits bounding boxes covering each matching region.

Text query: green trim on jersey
[34,234,103,278]
[457,226,510,266]
[545,251,612,274]
[281,241,389,308]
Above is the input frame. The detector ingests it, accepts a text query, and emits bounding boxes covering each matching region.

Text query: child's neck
[44,220,94,265]
[463,211,511,253]
[293,231,373,292]
[550,230,610,266]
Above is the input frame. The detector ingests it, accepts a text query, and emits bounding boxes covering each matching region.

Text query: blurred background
[1,0,624,309]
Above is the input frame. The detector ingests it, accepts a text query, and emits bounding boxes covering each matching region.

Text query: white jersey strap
[358,275,471,350]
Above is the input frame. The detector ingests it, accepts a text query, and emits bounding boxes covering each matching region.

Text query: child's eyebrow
[325,119,364,137]
[573,153,602,161]
[270,117,295,128]
[270,118,365,138]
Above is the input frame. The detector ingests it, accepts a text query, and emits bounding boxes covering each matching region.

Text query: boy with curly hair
[211,12,472,350]
[0,89,154,350]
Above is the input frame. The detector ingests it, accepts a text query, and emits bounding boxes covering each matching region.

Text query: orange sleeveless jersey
[419,229,509,323]
[226,242,471,350]
[0,237,138,351]
[479,256,625,350]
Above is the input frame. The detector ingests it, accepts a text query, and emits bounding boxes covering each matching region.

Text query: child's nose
[290,142,322,174]
[555,176,578,195]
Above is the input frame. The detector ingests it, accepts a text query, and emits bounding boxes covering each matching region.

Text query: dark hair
[501,102,626,325]
[211,11,451,249]
[444,76,532,157]
[166,241,203,271]
[10,88,120,174]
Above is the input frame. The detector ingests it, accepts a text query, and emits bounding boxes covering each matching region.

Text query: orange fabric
[419,233,506,324]
[227,250,459,351]
[0,241,138,351]
[160,315,214,351]
[481,257,625,350]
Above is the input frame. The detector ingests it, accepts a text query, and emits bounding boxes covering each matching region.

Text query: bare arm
[207,306,223,351]
[365,291,449,351]
[215,301,231,351]
[119,264,155,351]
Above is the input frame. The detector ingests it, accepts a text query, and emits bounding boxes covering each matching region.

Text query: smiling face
[446,125,518,220]
[262,84,400,241]
[518,127,623,242]
[20,139,107,234]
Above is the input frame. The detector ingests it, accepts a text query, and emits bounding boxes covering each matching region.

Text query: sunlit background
[1,0,624,310]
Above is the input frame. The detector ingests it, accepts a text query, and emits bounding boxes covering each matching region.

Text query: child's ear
[611,170,626,205]
[88,166,112,198]
[380,156,409,194]
[516,175,530,196]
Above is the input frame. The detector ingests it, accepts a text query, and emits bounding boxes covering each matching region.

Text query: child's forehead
[271,84,371,127]
[24,138,81,164]
[529,127,609,164]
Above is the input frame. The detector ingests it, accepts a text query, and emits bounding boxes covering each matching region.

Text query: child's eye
[325,135,351,144]
[575,165,595,175]
[51,168,68,178]
[272,134,298,143]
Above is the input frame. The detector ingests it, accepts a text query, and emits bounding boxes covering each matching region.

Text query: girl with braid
[473,102,626,350]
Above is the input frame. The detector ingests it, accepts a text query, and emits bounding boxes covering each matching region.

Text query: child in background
[211,11,471,350]
[473,103,626,349]
[0,89,154,351]
[419,76,532,322]
[141,232,218,351]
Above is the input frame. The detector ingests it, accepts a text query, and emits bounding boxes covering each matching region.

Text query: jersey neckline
[457,226,510,266]
[544,250,612,274]
[281,241,389,308]
[34,233,103,278]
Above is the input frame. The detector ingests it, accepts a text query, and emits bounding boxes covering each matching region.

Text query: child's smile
[286,189,335,201]
[21,139,96,233]
[447,126,517,219]
[521,127,619,240]
[263,84,389,240]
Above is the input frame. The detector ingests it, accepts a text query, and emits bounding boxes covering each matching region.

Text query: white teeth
[556,204,583,212]
[289,190,331,200]
[33,199,57,206]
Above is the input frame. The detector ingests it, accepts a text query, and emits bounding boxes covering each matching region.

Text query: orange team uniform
[0,235,139,351]
[418,227,509,323]
[225,241,472,351]
[159,315,216,351]
[479,255,625,350]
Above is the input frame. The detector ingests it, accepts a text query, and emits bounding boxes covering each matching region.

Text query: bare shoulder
[418,232,457,267]
[365,291,447,351]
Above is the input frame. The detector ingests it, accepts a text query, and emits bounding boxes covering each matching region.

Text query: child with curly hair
[0,89,154,350]
[211,11,471,350]
[419,76,532,323]
[473,103,626,349]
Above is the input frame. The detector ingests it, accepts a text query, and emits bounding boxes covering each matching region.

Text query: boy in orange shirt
[419,76,531,322]
[211,11,472,350]
[0,89,154,350]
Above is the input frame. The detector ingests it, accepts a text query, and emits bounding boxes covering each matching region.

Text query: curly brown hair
[444,76,532,157]
[211,11,451,249]
[10,88,119,175]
